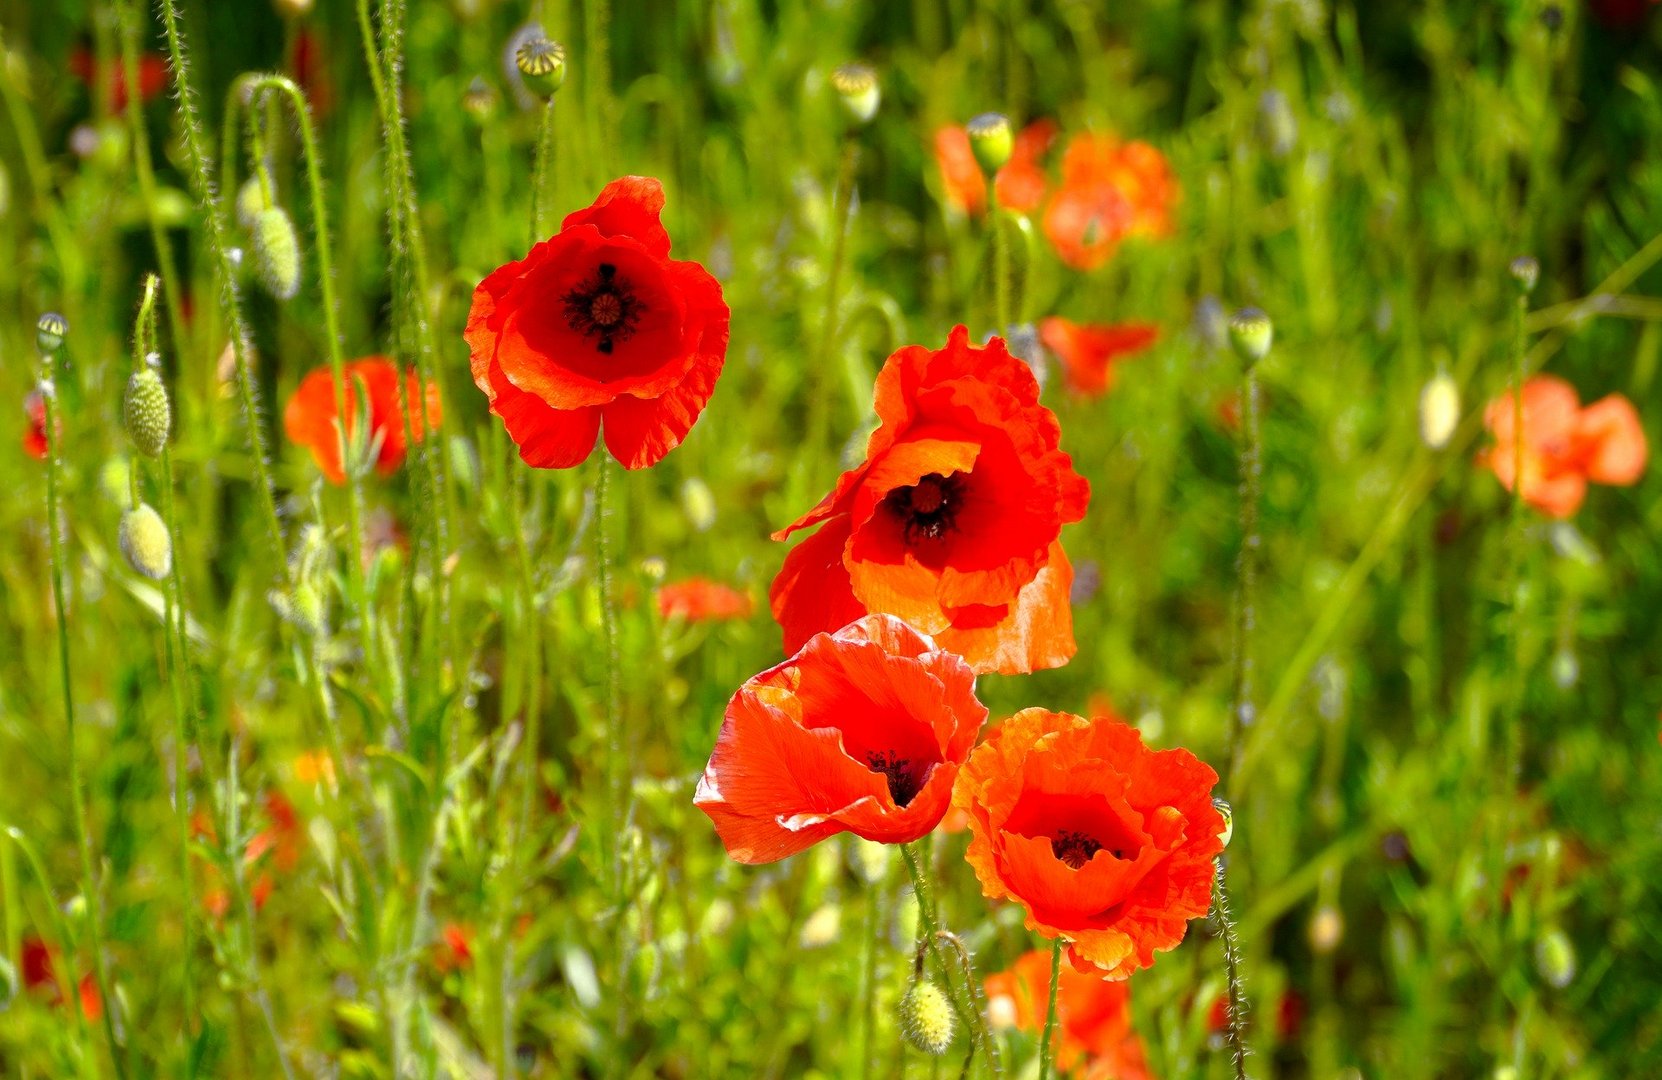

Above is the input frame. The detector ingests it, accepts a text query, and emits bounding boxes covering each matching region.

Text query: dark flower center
[1052,829,1121,869]
[887,472,962,545]
[866,750,923,807]
[563,262,644,355]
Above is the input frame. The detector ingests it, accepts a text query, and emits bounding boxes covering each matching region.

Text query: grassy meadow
[0,0,1660,1077]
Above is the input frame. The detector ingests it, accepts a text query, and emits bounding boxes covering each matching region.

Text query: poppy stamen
[1052,829,1119,869]
[888,472,962,545]
[866,750,923,807]
[563,261,645,355]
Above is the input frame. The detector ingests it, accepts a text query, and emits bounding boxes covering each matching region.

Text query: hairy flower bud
[831,63,879,125]
[1418,371,1460,450]
[253,207,302,301]
[899,979,955,1056]
[236,175,274,230]
[120,503,173,581]
[124,364,172,457]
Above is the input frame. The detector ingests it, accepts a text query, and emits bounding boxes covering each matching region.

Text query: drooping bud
[899,979,955,1056]
[253,206,302,301]
[1228,307,1273,368]
[1213,797,1234,847]
[1418,371,1460,450]
[36,312,68,356]
[120,503,173,581]
[124,363,173,457]
[236,175,274,230]
[515,38,566,101]
[831,63,879,126]
[463,77,498,123]
[1508,255,1540,296]
[966,112,1014,175]
[1535,927,1575,989]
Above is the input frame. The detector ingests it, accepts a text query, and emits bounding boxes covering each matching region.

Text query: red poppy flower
[657,578,754,622]
[1478,375,1647,518]
[1043,135,1177,271]
[955,709,1225,980]
[23,391,49,460]
[434,922,474,974]
[1040,318,1159,397]
[986,949,1153,1080]
[770,326,1089,675]
[694,614,988,863]
[69,46,168,112]
[935,119,1059,216]
[466,177,730,470]
[283,356,441,485]
[200,791,303,919]
[18,935,102,1021]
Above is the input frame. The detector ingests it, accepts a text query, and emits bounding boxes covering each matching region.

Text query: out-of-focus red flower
[200,791,305,919]
[935,119,1058,216]
[467,177,730,470]
[985,949,1154,1079]
[23,392,50,460]
[1040,318,1159,397]
[283,357,442,485]
[657,578,754,622]
[18,935,102,1021]
[69,46,168,112]
[1043,135,1177,271]
[289,29,333,116]
[1589,0,1660,28]
[1478,375,1647,518]
[434,922,474,974]
[695,614,988,863]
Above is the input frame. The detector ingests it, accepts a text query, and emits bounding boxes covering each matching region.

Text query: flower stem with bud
[899,842,1001,1078]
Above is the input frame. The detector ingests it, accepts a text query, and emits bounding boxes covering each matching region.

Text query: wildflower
[985,949,1153,1079]
[935,119,1057,216]
[955,709,1225,979]
[770,326,1089,674]
[1478,375,1647,518]
[694,614,987,863]
[22,391,49,460]
[466,177,730,469]
[69,47,168,112]
[1042,134,1177,270]
[1039,317,1159,397]
[283,357,442,484]
[434,923,474,973]
[18,935,102,1022]
[657,578,753,622]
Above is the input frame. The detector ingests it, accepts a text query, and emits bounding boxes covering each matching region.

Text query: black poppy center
[866,750,923,808]
[563,262,645,355]
[1052,829,1122,869]
[887,472,963,545]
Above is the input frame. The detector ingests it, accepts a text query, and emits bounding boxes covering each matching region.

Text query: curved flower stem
[898,842,1001,1078]
[40,362,126,1080]
[158,0,288,582]
[1036,937,1062,1080]
[809,138,860,459]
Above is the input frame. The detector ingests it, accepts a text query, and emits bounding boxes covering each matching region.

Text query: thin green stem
[530,100,559,242]
[1214,861,1251,1080]
[1036,938,1062,1080]
[116,0,187,353]
[595,453,630,1058]
[1505,288,1529,792]
[1227,369,1262,786]
[810,139,860,458]
[898,842,1000,1078]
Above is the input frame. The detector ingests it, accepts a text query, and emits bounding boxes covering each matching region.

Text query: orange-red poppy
[955,709,1224,980]
[199,791,305,919]
[23,391,49,460]
[433,922,474,974]
[935,119,1059,216]
[1479,375,1647,518]
[19,935,103,1021]
[467,177,730,470]
[770,326,1089,675]
[695,614,988,863]
[69,46,168,112]
[1042,134,1177,270]
[986,949,1153,1080]
[1040,318,1159,397]
[283,357,441,484]
[657,578,754,622]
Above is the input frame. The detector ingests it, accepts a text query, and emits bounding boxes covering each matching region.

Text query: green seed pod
[124,365,173,457]
[1213,797,1234,847]
[462,76,498,124]
[899,979,955,1056]
[236,175,274,230]
[1227,307,1273,368]
[831,63,879,126]
[515,38,566,100]
[1535,927,1575,989]
[253,206,303,301]
[120,503,173,581]
[36,312,68,356]
[1508,255,1540,296]
[966,112,1014,175]
[1418,372,1460,450]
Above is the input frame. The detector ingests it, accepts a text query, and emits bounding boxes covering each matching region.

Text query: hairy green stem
[595,453,631,1061]
[1227,369,1262,785]
[1036,938,1062,1080]
[531,100,559,241]
[899,842,1000,1078]
[116,0,188,353]
[1214,861,1251,1080]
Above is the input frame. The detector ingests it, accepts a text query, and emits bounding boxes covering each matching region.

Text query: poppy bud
[1508,255,1540,296]
[462,76,498,123]
[680,476,717,533]
[124,363,172,457]
[515,38,566,100]
[1308,905,1343,953]
[1535,927,1575,989]
[253,207,302,301]
[1227,307,1273,368]
[966,112,1014,175]
[1418,372,1460,450]
[36,312,68,356]
[236,175,274,230]
[830,63,879,126]
[899,979,955,1056]
[120,503,173,581]
[1213,797,1234,848]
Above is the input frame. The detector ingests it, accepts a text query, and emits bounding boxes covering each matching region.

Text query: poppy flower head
[935,120,1058,216]
[657,578,754,622]
[1043,134,1178,271]
[955,709,1224,980]
[23,391,50,460]
[467,176,730,470]
[771,326,1090,674]
[1479,375,1647,518]
[985,949,1153,1080]
[1039,318,1159,397]
[694,613,989,863]
[283,357,441,484]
